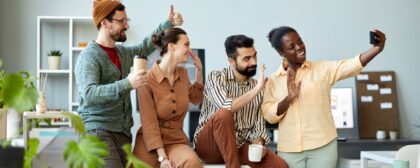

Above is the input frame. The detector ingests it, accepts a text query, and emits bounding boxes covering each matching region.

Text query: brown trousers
[195,109,288,168]
[133,135,202,168]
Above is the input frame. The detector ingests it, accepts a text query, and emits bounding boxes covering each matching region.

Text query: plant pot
[6,109,20,139]
[376,130,387,140]
[0,108,7,139]
[48,56,61,70]
[389,131,398,140]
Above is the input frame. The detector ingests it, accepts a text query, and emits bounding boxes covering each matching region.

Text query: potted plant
[0,69,38,139]
[0,58,40,167]
[47,50,62,70]
[389,129,398,140]
[376,128,387,140]
[1,59,150,168]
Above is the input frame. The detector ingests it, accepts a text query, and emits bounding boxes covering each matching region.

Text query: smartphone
[370,31,380,44]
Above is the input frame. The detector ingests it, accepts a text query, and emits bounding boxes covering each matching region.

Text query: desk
[22,111,73,148]
[338,139,420,159]
[360,151,396,168]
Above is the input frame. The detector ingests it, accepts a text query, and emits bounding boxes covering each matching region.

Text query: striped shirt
[193,66,270,148]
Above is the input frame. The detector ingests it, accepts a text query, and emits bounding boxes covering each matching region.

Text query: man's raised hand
[168,5,183,26]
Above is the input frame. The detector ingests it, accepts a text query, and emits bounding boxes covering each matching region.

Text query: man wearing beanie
[75,0,183,167]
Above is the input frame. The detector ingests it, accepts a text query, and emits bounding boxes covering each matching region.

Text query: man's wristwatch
[158,156,167,162]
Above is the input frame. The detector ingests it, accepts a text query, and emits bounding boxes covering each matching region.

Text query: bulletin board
[355,71,399,139]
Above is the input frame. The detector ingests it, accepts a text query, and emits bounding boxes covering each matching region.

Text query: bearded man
[193,35,288,168]
[75,1,183,167]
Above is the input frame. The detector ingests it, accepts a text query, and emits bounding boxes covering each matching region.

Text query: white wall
[1,0,419,139]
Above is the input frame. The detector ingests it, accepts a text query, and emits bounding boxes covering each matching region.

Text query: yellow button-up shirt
[261,55,362,152]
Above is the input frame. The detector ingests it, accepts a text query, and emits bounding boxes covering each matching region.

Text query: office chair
[395,144,420,168]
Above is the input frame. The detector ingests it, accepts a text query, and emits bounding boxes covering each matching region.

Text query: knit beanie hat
[92,0,122,27]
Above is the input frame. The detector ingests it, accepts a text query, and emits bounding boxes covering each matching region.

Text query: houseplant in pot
[47,50,62,70]
[376,128,387,140]
[389,129,398,140]
[0,68,38,139]
[0,58,39,168]
[0,58,149,168]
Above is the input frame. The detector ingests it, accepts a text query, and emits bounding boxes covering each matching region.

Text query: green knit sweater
[75,20,173,137]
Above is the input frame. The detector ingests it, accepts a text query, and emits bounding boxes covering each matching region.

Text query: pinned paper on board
[361,96,373,102]
[380,88,392,95]
[380,75,393,82]
[357,74,369,81]
[367,84,379,91]
[380,102,393,109]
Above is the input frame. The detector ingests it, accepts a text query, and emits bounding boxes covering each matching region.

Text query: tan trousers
[133,136,202,168]
[195,109,289,168]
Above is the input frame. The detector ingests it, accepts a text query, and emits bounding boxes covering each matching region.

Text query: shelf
[72,17,92,21]
[39,69,70,74]
[22,111,78,149]
[39,122,71,127]
[37,16,94,115]
[71,47,86,51]
[38,16,70,23]
[23,111,76,119]
[24,111,73,126]
[38,16,72,20]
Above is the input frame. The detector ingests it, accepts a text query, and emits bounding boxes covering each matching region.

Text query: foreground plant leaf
[2,73,38,112]
[24,138,40,168]
[122,144,151,168]
[64,135,109,168]
[61,111,86,135]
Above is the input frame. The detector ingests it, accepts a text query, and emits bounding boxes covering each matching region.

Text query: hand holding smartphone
[370,31,380,44]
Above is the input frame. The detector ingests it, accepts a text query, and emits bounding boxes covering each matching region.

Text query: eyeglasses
[112,18,130,25]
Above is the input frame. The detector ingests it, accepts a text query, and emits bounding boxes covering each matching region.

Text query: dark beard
[236,65,257,77]
[113,30,127,42]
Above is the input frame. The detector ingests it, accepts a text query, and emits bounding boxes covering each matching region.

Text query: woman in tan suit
[133,27,204,168]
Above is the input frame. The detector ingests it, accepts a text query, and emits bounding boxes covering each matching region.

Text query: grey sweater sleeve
[75,49,132,105]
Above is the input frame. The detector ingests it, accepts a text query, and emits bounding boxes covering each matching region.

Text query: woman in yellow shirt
[261,26,386,168]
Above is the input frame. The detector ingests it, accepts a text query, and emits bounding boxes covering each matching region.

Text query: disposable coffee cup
[248,144,263,162]
[133,56,148,72]
[393,160,409,168]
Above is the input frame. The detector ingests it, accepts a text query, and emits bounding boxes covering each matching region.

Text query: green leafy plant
[29,118,52,131]
[1,139,11,148]
[0,71,38,112]
[64,135,109,168]
[48,50,62,57]
[62,112,151,168]
[123,144,151,168]
[0,59,40,168]
[62,112,109,168]
[0,58,149,168]
[24,138,40,168]
[61,112,86,136]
